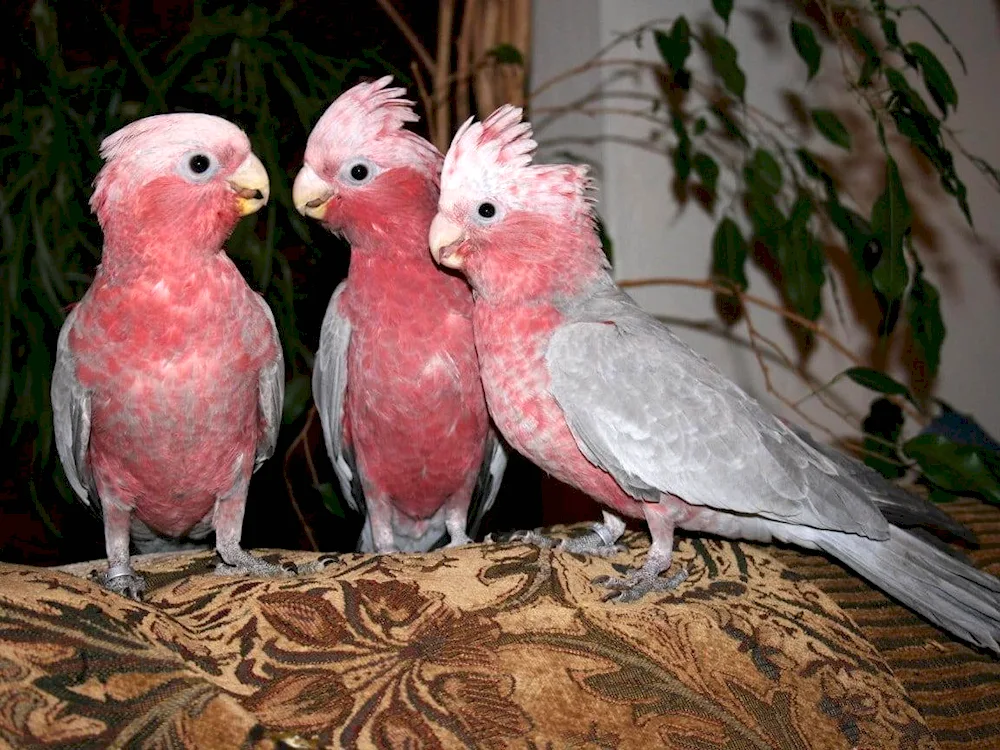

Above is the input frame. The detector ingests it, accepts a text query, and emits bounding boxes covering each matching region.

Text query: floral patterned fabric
[0,527,947,749]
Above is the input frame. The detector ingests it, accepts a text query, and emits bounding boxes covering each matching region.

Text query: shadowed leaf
[862,397,906,479]
[712,0,734,27]
[790,20,821,81]
[870,158,911,302]
[693,152,720,193]
[654,18,691,73]
[908,42,957,118]
[711,218,749,291]
[907,263,945,382]
[905,434,1000,506]
[705,31,746,100]
[488,43,524,65]
[842,366,916,405]
[810,109,851,149]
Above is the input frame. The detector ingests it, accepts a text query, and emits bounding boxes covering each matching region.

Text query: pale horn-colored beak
[293,164,336,219]
[428,213,466,268]
[228,153,270,216]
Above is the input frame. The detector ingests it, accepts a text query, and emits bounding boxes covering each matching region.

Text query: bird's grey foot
[95,567,147,600]
[444,530,474,548]
[214,546,296,577]
[593,566,689,603]
[487,528,560,548]
[593,542,688,603]
[296,554,340,575]
[560,511,626,557]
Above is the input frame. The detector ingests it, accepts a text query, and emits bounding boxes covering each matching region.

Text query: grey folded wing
[51,306,96,506]
[312,282,363,513]
[546,284,890,540]
[253,294,286,471]
[465,429,508,539]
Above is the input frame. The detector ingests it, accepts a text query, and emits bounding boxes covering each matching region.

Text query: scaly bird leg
[443,476,479,548]
[593,499,688,603]
[560,510,627,556]
[96,495,146,600]
[444,503,474,548]
[213,488,294,577]
[363,489,399,553]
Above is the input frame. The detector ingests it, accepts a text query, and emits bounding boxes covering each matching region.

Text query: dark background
[1,0,595,567]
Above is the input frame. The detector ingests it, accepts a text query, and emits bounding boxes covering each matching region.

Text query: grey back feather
[312,282,361,512]
[51,306,96,506]
[546,280,890,539]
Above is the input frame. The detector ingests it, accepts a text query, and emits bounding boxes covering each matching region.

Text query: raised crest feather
[311,75,418,144]
[304,75,441,181]
[441,105,595,222]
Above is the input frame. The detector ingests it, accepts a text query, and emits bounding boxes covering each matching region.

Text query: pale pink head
[91,112,269,260]
[292,76,443,248]
[428,105,603,302]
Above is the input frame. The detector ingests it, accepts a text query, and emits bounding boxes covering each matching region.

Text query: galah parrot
[51,113,288,599]
[292,77,506,553]
[427,105,1000,653]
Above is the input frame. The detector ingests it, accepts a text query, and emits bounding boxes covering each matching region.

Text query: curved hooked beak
[428,213,467,269]
[293,164,336,220]
[228,153,270,216]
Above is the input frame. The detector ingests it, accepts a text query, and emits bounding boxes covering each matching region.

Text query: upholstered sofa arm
[7,514,986,750]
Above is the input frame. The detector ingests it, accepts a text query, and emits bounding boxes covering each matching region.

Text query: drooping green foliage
[646,1,1000,504]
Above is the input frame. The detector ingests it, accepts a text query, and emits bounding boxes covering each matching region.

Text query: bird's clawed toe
[96,570,147,600]
[593,565,688,603]
[214,547,296,578]
[487,528,559,548]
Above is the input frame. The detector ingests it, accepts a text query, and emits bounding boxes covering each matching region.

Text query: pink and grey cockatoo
[427,105,1000,653]
[292,77,506,553]
[51,113,288,599]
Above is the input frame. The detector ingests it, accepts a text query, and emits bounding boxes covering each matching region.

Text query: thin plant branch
[374,0,435,73]
[617,276,862,365]
[283,406,320,552]
[411,60,435,140]
[434,0,456,150]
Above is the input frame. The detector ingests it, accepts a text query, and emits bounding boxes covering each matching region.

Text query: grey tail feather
[787,422,977,544]
[811,525,1000,654]
[356,516,374,553]
[131,518,211,555]
[355,512,449,554]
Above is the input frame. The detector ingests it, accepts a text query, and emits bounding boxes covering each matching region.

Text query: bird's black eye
[477,202,497,219]
[350,163,369,181]
[189,154,211,174]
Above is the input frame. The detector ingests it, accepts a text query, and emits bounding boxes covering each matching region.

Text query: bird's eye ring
[341,158,377,185]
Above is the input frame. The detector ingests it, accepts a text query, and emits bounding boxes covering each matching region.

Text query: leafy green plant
[638,1,1000,504]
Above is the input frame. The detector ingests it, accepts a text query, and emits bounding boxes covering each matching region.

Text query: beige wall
[530,0,1000,437]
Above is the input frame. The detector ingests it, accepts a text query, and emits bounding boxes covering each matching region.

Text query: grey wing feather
[313,283,362,513]
[253,294,285,471]
[546,281,890,540]
[465,429,508,540]
[51,306,95,506]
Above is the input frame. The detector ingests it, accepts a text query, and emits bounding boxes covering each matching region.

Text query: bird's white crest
[439,104,595,220]
[304,75,441,180]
